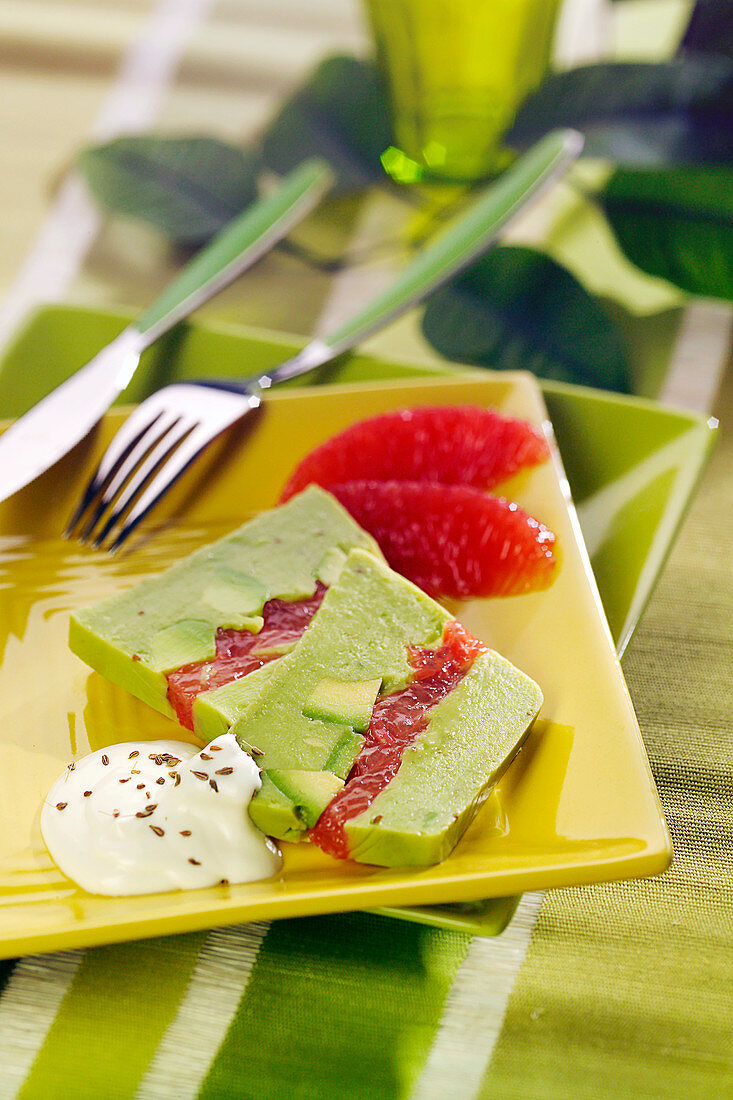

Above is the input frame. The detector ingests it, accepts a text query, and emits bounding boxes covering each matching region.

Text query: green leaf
[598,166,733,300]
[508,58,733,164]
[79,135,262,243]
[420,245,630,392]
[679,0,733,58]
[261,56,391,190]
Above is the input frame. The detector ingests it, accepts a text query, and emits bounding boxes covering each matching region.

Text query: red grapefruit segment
[280,405,548,502]
[311,620,486,859]
[167,584,326,729]
[327,481,557,599]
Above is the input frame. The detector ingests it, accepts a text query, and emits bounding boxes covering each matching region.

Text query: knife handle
[134,158,334,347]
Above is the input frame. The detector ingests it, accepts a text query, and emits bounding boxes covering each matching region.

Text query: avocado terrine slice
[334,645,542,866]
[69,487,381,726]
[237,549,542,861]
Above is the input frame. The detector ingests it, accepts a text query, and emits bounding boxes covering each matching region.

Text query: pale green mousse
[68,487,380,723]
[240,549,542,862]
[344,649,542,867]
[193,663,278,741]
[238,549,450,841]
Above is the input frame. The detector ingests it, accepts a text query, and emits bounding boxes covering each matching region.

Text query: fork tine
[77,411,184,544]
[65,406,168,538]
[72,382,260,552]
[90,418,197,550]
[64,467,108,539]
[105,421,232,553]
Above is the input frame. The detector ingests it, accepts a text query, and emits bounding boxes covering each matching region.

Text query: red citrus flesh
[326,481,557,599]
[166,584,326,729]
[280,405,549,502]
[311,620,486,859]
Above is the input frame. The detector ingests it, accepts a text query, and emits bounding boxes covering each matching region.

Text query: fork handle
[196,131,582,400]
[134,158,334,348]
[255,130,583,389]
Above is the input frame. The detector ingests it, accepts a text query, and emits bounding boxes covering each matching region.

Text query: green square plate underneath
[0,306,716,944]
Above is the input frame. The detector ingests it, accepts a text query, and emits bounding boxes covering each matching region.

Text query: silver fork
[68,130,582,552]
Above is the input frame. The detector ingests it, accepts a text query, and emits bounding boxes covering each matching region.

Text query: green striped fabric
[200,916,468,1100]
[17,937,207,1100]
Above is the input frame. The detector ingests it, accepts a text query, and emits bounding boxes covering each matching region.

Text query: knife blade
[0,157,334,503]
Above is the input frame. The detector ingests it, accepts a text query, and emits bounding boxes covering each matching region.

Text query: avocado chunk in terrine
[239,548,450,838]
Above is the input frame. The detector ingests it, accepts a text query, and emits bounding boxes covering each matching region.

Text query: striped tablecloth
[0,2,730,1097]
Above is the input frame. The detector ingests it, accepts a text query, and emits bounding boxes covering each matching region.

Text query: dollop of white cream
[41,733,281,896]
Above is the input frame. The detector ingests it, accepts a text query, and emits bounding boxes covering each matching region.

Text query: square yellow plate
[0,372,671,958]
